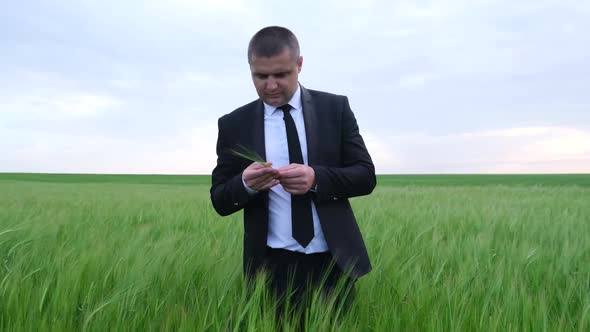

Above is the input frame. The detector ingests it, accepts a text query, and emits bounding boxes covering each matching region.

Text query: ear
[297,56,303,73]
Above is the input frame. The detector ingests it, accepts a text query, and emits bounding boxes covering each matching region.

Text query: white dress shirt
[243,85,329,254]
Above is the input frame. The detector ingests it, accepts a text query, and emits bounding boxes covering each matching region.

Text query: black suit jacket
[210,86,376,279]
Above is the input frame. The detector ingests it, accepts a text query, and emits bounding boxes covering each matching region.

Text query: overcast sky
[1,0,589,174]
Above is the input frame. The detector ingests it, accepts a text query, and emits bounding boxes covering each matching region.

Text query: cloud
[1,92,122,123]
[396,73,438,89]
[47,94,121,117]
[1,0,589,174]
[176,0,250,13]
[368,126,590,174]
[0,122,219,174]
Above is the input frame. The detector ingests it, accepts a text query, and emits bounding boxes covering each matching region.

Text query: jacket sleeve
[210,116,252,216]
[311,96,376,203]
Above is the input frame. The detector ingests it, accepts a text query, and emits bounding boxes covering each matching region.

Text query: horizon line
[1,172,589,176]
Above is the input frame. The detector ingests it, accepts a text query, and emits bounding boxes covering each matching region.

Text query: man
[210,26,375,310]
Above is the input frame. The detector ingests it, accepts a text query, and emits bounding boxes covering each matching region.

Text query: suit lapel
[252,99,266,162]
[251,99,270,208]
[301,85,319,166]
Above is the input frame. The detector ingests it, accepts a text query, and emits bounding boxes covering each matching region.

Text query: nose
[266,77,278,91]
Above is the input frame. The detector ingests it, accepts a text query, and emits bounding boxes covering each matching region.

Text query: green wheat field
[1,173,589,331]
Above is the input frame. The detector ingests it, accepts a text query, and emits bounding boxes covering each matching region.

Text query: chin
[264,97,285,107]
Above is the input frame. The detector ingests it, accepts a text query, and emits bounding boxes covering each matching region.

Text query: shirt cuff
[242,174,258,195]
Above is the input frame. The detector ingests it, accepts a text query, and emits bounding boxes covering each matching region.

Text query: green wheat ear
[228,144,271,167]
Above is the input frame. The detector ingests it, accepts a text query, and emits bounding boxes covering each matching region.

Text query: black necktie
[279,104,314,248]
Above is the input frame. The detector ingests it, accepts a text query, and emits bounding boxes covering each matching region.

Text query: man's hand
[277,163,315,195]
[243,162,280,191]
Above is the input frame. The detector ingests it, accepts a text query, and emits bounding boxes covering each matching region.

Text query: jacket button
[234,202,239,206]
[333,197,338,200]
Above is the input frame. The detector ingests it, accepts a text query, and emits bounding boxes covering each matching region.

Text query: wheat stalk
[228,144,271,167]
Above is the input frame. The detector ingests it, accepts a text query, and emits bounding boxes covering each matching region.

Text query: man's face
[250,48,302,107]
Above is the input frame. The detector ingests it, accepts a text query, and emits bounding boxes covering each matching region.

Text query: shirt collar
[263,83,302,117]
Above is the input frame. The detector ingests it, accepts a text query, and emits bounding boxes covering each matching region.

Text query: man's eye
[274,72,287,78]
[256,74,268,79]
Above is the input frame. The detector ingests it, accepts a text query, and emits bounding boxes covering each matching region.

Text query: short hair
[247,26,300,64]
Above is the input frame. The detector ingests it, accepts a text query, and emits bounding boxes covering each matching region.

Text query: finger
[244,168,264,180]
[281,181,306,192]
[245,166,279,181]
[283,186,306,195]
[277,163,301,172]
[258,178,280,191]
[247,161,266,170]
[246,161,277,175]
[250,168,280,184]
[279,177,305,186]
[278,168,305,179]
[257,168,280,181]
[279,174,304,184]
[248,173,278,189]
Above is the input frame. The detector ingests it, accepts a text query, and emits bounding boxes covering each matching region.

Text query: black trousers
[262,247,355,314]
